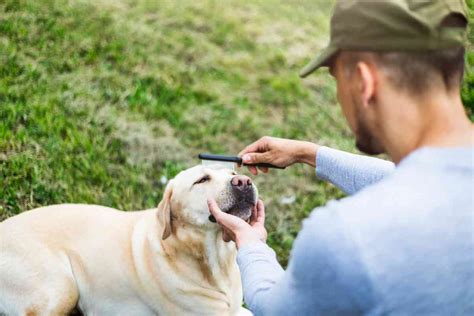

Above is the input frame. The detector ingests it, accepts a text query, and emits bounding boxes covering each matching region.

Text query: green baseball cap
[300,0,468,78]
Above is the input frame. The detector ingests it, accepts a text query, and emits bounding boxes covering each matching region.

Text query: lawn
[1,0,473,266]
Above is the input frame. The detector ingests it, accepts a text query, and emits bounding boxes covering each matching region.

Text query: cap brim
[299,44,339,78]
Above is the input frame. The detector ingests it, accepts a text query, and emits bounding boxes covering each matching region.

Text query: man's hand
[207,198,267,248]
[238,136,319,175]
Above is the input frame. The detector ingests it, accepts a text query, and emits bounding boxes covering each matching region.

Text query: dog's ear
[157,180,173,240]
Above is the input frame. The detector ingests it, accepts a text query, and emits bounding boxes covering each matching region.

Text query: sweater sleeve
[316,146,395,195]
[237,202,379,316]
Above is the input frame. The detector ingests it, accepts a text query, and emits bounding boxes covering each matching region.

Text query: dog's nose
[231,175,252,188]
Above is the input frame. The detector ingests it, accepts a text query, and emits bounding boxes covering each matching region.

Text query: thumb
[207,198,245,231]
[242,152,270,164]
[208,198,224,218]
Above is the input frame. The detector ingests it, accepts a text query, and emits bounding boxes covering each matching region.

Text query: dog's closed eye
[194,175,210,185]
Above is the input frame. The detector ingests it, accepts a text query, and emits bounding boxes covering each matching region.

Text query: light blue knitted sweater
[237,146,474,315]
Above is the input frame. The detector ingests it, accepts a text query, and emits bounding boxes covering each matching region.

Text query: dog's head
[157,165,258,240]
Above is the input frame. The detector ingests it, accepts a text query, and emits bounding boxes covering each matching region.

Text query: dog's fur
[0,165,256,315]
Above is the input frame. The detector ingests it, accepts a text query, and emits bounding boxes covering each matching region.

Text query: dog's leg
[0,250,79,315]
[1,276,79,316]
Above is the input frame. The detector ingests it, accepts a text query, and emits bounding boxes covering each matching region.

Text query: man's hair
[342,14,467,96]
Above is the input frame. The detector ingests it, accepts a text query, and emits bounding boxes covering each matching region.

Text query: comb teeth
[201,160,235,170]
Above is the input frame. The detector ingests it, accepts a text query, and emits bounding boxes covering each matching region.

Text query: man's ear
[157,180,173,240]
[356,61,376,108]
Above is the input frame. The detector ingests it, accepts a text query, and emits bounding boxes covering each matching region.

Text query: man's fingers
[248,165,258,176]
[250,204,258,226]
[207,198,247,231]
[242,152,270,165]
[256,199,265,225]
[223,233,231,242]
[223,226,238,242]
[250,199,265,226]
[222,228,233,242]
[238,137,274,175]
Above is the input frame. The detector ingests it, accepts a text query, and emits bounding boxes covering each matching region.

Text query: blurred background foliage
[463,0,474,119]
[0,0,472,265]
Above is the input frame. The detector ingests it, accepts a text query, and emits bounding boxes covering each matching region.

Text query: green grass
[463,0,474,120]
[0,0,472,266]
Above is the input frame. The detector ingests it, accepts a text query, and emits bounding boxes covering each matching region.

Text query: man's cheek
[338,93,357,133]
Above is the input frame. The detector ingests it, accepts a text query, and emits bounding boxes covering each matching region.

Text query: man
[208,0,473,315]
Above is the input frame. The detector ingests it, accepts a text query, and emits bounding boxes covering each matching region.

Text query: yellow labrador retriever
[0,165,256,315]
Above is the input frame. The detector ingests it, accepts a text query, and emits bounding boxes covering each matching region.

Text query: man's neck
[381,93,473,164]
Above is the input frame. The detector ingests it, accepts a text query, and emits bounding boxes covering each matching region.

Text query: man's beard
[355,112,385,155]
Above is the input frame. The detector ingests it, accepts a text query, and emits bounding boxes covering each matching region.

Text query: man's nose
[231,175,252,189]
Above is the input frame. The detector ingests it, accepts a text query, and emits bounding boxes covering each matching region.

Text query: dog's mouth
[209,190,257,223]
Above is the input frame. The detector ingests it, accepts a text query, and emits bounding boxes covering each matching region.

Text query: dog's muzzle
[209,175,256,223]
